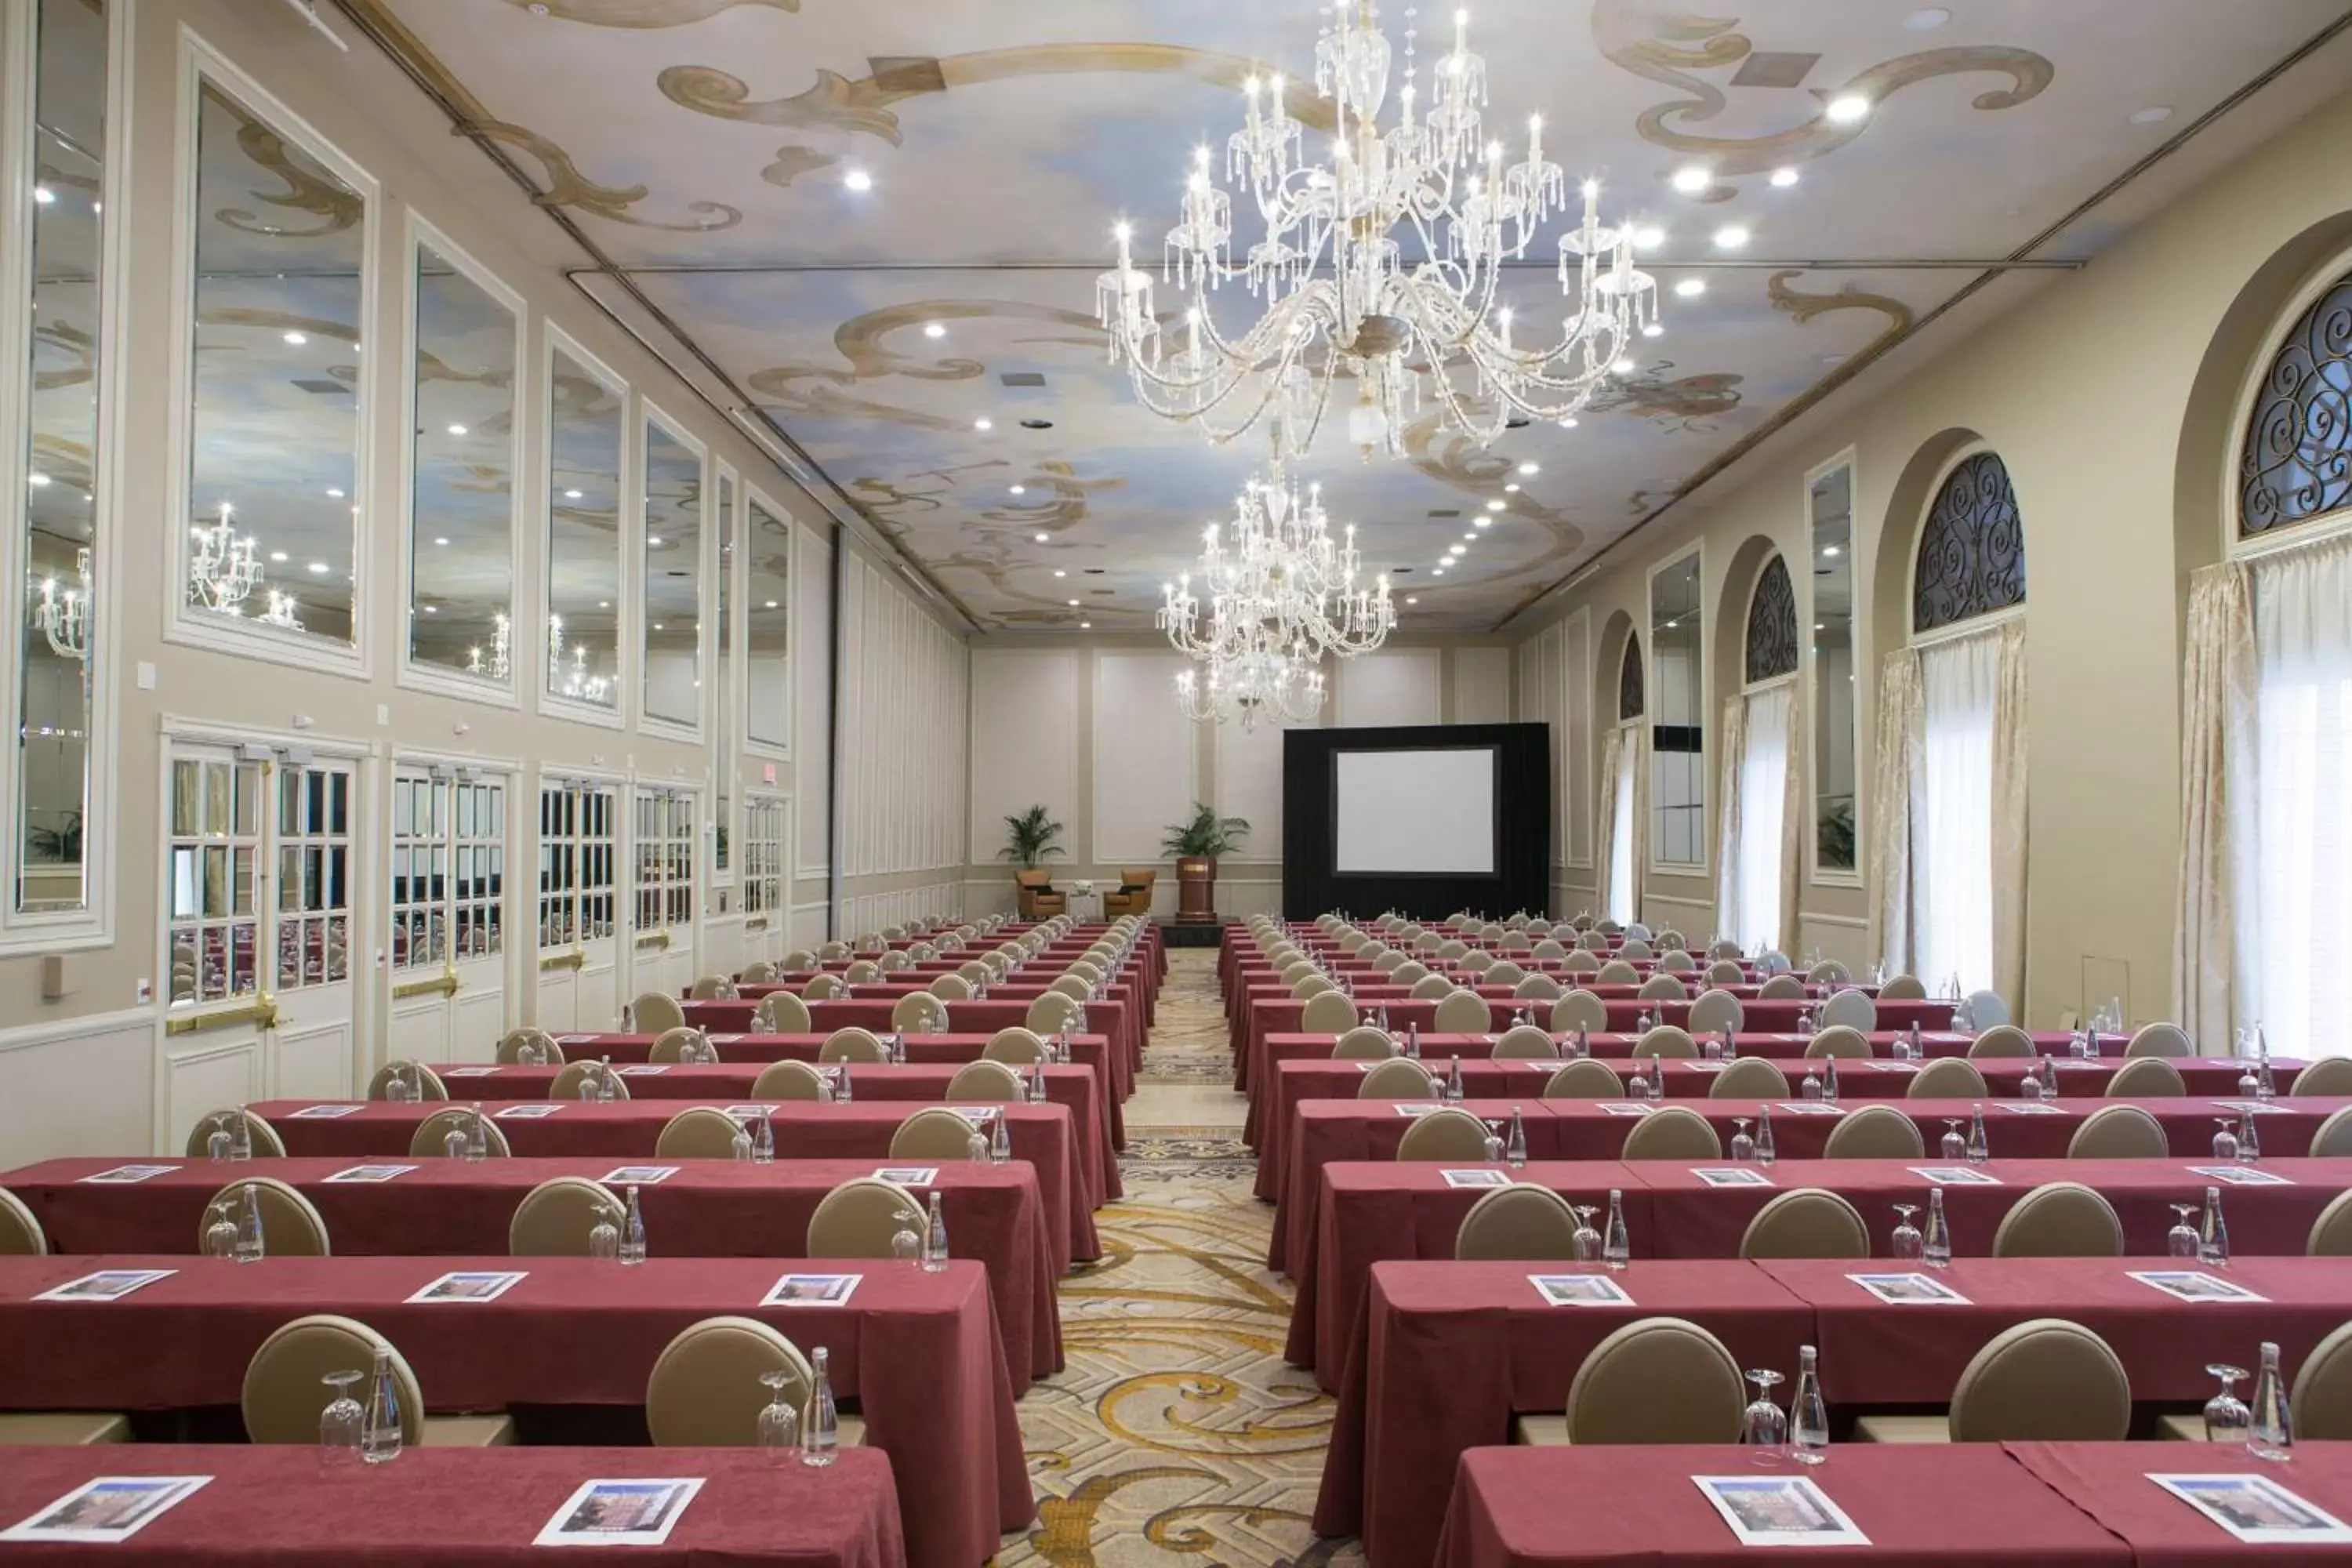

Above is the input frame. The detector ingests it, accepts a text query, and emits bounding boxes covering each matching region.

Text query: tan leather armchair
[1014,869,1067,919]
[1102,867,1157,917]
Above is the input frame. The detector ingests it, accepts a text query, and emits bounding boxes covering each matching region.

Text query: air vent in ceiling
[1391,567,1413,574]
[1090,588,1114,596]
[292,378,351,395]
[1730,50,1819,89]
[869,56,946,93]
[999,372,1045,387]
[1428,509,1460,518]
[1019,417,1054,430]
[1504,416,1530,429]
[1083,568,1105,575]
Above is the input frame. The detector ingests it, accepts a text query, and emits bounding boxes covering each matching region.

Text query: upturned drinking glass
[1729,1119,1755,1163]
[1940,1120,1968,1160]
[1570,1206,1602,1262]
[2204,1364,2252,1445]
[318,1370,365,1467]
[1740,1370,1789,1466]
[2212,1119,2241,1162]
[587,1218,619,1260]
[756,1370,802,1456]
[2169,1203,2203,1258]
[1890,1205,1923,1261]
[202,1201,239,1259]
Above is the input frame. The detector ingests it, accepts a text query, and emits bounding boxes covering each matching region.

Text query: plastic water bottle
[1504,1106,1527,1169]
[362,1345,402,1465]
[1800,1071,1822,1102]
[2200,1186,2230,1268]
[619,1183,648,1265]
[1602,1188,1630,1272]
[753,1109,774,1164]
[1406,1022,1421,1061]
[923,1190,950,1272]
[234,1181,266,1264]
[1922,1188,1951,1269]
[466,1105,488,1161]
[1791,1345,1828,1465]
[1967,1104,1989,1164]
[1446,1054,1465,1103]
[1755,1106,1777,1168]
[1573,1025,1591,1059]
[803,1346,839,1467]
[2251,1340,2293,1462]
[989,1112,1012,1163]
[2240,1109,2262,1164]
[229,1106,253,1163]
[1822,1055,1840,1104]
[730,1116,754,1161]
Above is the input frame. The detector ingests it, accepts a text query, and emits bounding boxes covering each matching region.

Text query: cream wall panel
[162,1038,261,1159]
[1454,647,1512,724]
[0,1013,153,1165]
[1338,648,1444,728]
[971,650,1080,854]
[797,530,834,877]
[1213,711,1288,867]
[1092,652,1197,865]
[1562,608,1592,869]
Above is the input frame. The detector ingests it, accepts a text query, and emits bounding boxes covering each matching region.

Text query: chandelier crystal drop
[1096,2,1660,459]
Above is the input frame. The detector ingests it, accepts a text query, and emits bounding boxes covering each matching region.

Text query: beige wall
[964,636,1512,919]
[0,0,969,1162]
[1509,82,2352,1029]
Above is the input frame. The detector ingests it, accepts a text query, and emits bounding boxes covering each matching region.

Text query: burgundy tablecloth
[686,997,1143,1081]
[0,1444,906,1567]
[1434,1444,2130,1568]
[2008,1440,2352,1568]
[755,965,1156,1030]
[0,1255,1029,1568]
[1312,1259,1817,1568]
[4,1156,1062,1382]
[1285,1156,2352,1387]
[252,1098,1098,1264]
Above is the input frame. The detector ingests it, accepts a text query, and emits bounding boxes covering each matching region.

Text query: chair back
[802,974,846,1000]
[0,1187,45,1255]
[1875,973,1926,999]
[2292,1058,2352,1097]
[1051,975,1094,1000]
[243,1315,424,1445]
[1454,1186,1584,1261]
[1301,992,1361,1033]
[1687,989,1743,1036]
[1707,939,1743,960]
[633,993,687,1034]
[1410,973,1455,1000]
[510,1176,626,1255]
[891,1108,985,1160]
[1492,1025,1559,1060]
[1513,974,1565,1001]
[496,1028,563,1065]
[1550,991,1608,1033]
[751,1060,830,1100]
[1806,960,1850,985]
[946,1060,1024,1102]
[1431,990,1491,1033]
[1820,990,1878,1031]
[1485,961,1528,987]
[1563,951,1602,975]
[1293,975,1337,1000]
[1621,939,1655,962]
[891,993,949,1033]
[1739,1189,1871,1259]
[1025,995,1081,1034]
[1358,1059,1436,1098]
[1908,1058,1988,1098]
[2292,1320,2352,1438]
[1991,1181,2125,1258]
[756,993,813,1033]
[1332,1027,1396,1061]
[931,974,975,1001]
[983,1029,1047,1065]
[1821,1104,1926,1160]
[877,951,912,973]
[1968,1025,2034,1058]
[1962,988,2012,1025]
[2313,1105,2352,1158]
[806,1178,924,1258]
[649,1027,710,1065]
[1804,1025,1871,1060]
[1632,1026,1697,1059]
[200,1177,329,1256]
[549,1061,629,1101]
[1621,1106,1722,1160]
[183,1109,287,1158]
[1391,961,1432,987]
[1759,974,1806,999]
[1566,1318,1744,1443]
[408,1108,512,1158]
[2064,1104,2169,1159]
[1596,960,1640,984]
[1637,973,1687,1002]
[780,949,817,971]
[1659,949,1697,974]
[1531,939,1566,960]
[1396,1107,1497,1160]
[2104,1057,2187,1098]
[646,1316,813,1446]
[368,1062,449,1102]
[2120,1022,2193,1058]
[651,1107,741,1160]
[819,1028,888,1064]
[1947,1319,2130,1442]
[1710,1057,1788,1098]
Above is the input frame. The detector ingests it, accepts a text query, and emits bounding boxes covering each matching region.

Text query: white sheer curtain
[1915,630,2002,994]
[1606,728,1639,924]
[1720,683,1793,949]
[2250,536,2352,1061]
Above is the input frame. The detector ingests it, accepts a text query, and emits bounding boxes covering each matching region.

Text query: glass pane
[233,761,260,837]
[1649,553,1704,867]
[205,762,229,837]
[746,495,789,746]
[172,760,199,837]
[1809,464,1858,872]
[408,241,517,682]
[17,0,107,914]
[185,78,364,644]
[546,347,622,706]
[641,418,702,728]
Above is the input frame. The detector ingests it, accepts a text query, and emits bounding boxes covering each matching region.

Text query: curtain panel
[1777,680,1806,962]
[2172,561,2255,1051]
[1712,695,1748,943]
[1869,649,1924,975]
[1598,726,1624,922]
[1987,619,2030,1010]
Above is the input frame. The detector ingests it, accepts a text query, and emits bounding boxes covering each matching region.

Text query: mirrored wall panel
[545,343,622,708]
[184,77,365,645]
[1649,552,1704,867]
[640,415,702,729]
[16,0,107,913]
[407,240,517,684]
[746,493,789,748]
[1809,463,1858,873]
[712,467,735,877]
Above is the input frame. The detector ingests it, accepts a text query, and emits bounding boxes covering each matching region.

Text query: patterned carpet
[1002,950,1359,1568]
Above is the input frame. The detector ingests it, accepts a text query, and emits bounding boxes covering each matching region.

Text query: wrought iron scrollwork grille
[1745,556,1798,683]
[1617,637,1644,721]
[1914,451,2026,633]
[2241,272,2352,537]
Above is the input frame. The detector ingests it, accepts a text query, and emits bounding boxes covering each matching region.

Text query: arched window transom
[1617,637,1644,721]
[1744,555,1798,683]
[2241,270,2352,537]
[1914,451,2026,633]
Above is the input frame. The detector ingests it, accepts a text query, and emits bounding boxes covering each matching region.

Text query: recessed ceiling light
[1449,543,1466,555]
[973,417,993,431]
[27,472,50,487]
[922,321,946,338]
[307,561,328,573]
[1009,484,1025,495]
[2130,105,2174,125]
[1825,93,1871,125]
[1675,278,1707,298]
[1066,599,1079,607]
[282,331,307,345]
[1613,357,1636,374]
[447,423,467,436]
[653,622,665,631]
[1713,225,1750,250]
[1814,621,1825,630]
[564,488,583,499]
[1034,532,1050,543]
[1632,226,1664,249]
[1054,569,1066,578]
[648,535,662,547]
[598,600,610,608]
[1080,621,1091,629]
[1669,165,1711,194]
[1486,499,1506,511]
[1665,618,1679,630]
[1405,596,1418,605]
[1820,352,1848,365]
[325,488,344,499]
[1504,483,1520,493]
[764,599,779,608]
[842,168,873,191]
[1824,545,1842,557]
[1642,321,1664,337]
[268,550,288,563]
[1769,166,1799,188]
[1462,532,1476,542]
[423,605,437,614]
[1518,462,1539,476]
[32,186,54,205]
[434,536,450,546]
[1473,517,1491,529]
[1558,416,1579,429]
[1904,6,1950,28]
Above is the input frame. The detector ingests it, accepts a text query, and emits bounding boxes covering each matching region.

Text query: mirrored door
[386,768,510,1062]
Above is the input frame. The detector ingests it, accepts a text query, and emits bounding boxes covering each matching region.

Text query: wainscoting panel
[796,528,835,878]
[0,1010,154,1164]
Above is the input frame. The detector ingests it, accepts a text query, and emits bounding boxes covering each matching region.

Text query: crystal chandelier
[257,589,303,631]
[1096,3,1660,459]
[189,502,263,615]
[467,612,513,681]
[34,548,91,662]
[546,613,611,703]
[1176,645,1327,731]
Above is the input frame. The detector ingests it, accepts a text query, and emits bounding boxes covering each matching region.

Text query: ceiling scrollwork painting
[347,0,2352,631]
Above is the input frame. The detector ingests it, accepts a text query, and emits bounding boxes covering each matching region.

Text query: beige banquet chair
[756,993,813,1033]
[2065,1104,2170,1159]
[946,1060,1025,1102]
[1621,1106,1722,1160]
[1908,1058,1990,1099]
[1658,949,1697,974]
[1358,1058,1439,1101]
[649,1026,713,1065]
[1632,1025,1698,1060]
[1485,962,1528,987]
[890,1108,985,1161]
[0,1187,46,1255]
[1332,1027,1397,1061]
[1822,1105,1926,1160]
[1563,951,1602,975]
[876,951,912,974]
[549,1060,629,1101]
[1820,989,1878,1032]
[368,1061,450,1102]
[244,1315,514,1446]
[781,949,818,971]
[1878,973,1928,1000]
[1549,991,1610,1034]
[1543,1060,1625,1099]
[1301,992,1362,1033]
[1687,989,1744,1037]
[931,974,975,1001]
[1596,960,1640,985]
[496,1027,563,1065]
[983,1028,1049,1065]
[1293,975,1338,1000]
[1739,1189,1871,1260]
[750,1060,832,1101]
[801,974,848,1000]
[1514,974,1566,1002]
[806,1177,924,1259]
[1433,991,1493,1033]
[2124,1022,2194,1058]
[1991,1182,2125,1258]
[183,1109,288,1159]
[2310,1105,2352,1158]
[1396,1107,1497,1161]
[891,993,949,1033]
[1967,1025,2035,1059]
[1492,1025,1559,1060]
[1964,989,2012,1027]
[1391,961,1433,988]
[409,1107,513,1159]
[200,1177,331,1257]
[1709,1057,1789,1099]
[1856,1319,2129,1445]
[1637,974,1687,1003]
[1457,951,1494,978]
[632,993,687,1034]
[1516,1317,1745,1445]
[1706,960,1747,985]
[2104,1057,2187,1098]
[1025,995,1081,1035]
[1454,1185,1584,1261]
[819,1028,890,1064]
[655,1106,750,1160]
[645,1316,863,1449]
[691,975,739,1000]
[1410,973,1457,1000]
[2284,1320,2352,1439]
[1804,1025,1873,1061]
[2309,1192,2352,1258]
[1051,975,1094,1000]
[2292,1058,2352,1098]
[1759,974,1808,1000]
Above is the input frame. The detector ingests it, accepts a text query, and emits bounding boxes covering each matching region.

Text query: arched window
[1914,452,2026,633]
[1617,636,1644,721]
[1744,556,1798,683]
[2240,269,2352,536]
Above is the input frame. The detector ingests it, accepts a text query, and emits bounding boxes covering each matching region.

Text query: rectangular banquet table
[756,967,1156,1029]
[0,1445,904,1567]
[1432,1443,2131,1568]
[686,996,1144,1080]
[3,1155,1061,1381]
[1265,1095,2350,1270]
[251,1098,1099,1264]
[2008,1440,2352,1568]
[0,1254,1030,1568]
[1284,1156,2352,1386]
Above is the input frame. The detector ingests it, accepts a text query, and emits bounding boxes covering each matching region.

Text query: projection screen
[1332,747,1497,874]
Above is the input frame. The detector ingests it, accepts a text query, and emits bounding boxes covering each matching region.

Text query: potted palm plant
[1162,803,1249,920]
[999,805,1066,869]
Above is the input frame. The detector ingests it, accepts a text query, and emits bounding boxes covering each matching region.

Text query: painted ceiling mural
[349,0,2350,630]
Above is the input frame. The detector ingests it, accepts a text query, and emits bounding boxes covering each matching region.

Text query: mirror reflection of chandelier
[34,548,92,662]
[466,612,513,681]
[189,502,263,614]
[547,616,612,704]
[1096,3,1660,459]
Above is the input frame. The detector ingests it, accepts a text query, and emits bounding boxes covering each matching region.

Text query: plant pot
[1175,855,1218,919]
